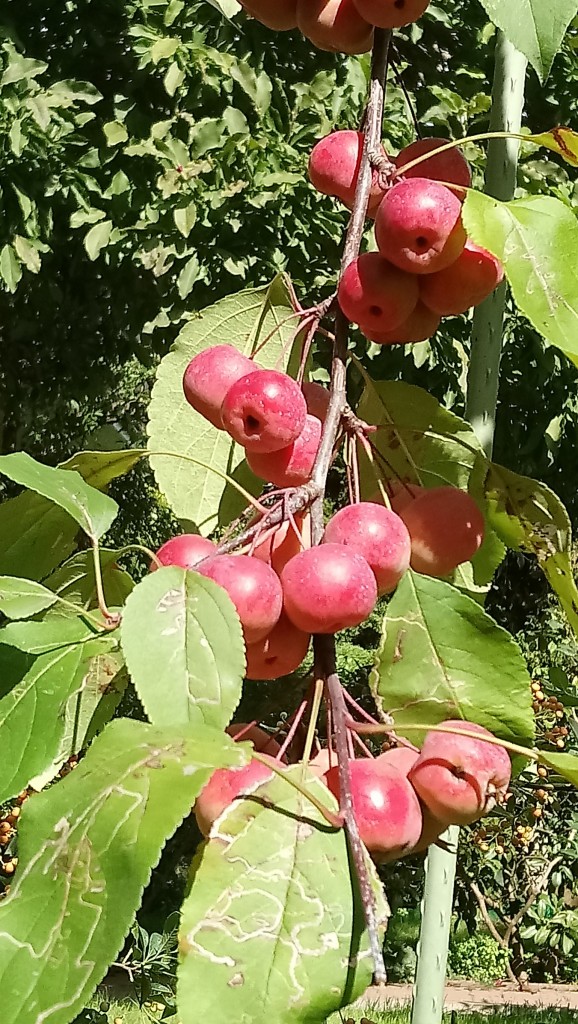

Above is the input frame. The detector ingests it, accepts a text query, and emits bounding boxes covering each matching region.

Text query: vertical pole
[411,32,527,1024]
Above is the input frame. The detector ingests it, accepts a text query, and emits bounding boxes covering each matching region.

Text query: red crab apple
[399,486,485,577]
[308,131,388,216]
[326,756,423,861]
[409,720,512,826]
[221,369,307,454]
[375,178,466,275]
[380,746,419,774]
[395,137,472,190]
[281,544,378,634]
[152,534,215,571]
[297,0,373,55]
[308,748,335,777]
[302,381,330,422]
[196,554,282,643]
[420,240,505,316]
[363,301,440,345]
[227,723,282,757]
[379,745,447,853]
[247,414,322,487]
[338,253,419,333]
[241,0,298,29]
[182,345,255,429]
[388,481,425,515]
[252,513,311,575]
[323,501,411,594]
[194,758,276,836]
[245,613,311,680]
[353,0,431,28]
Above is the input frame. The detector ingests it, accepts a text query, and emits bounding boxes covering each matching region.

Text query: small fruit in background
[194,759,275,836]
[252,513,311,575]
[152,534,215,571]
[196,554,283,643]
[375,178,466,275]
[338,252,419,333]
[302,380,330,421]
[394,137,471,190]
[420,240,504,316]
[247,414,322,487]
[182,345,255,428]
[245,613,311,680]
[399,486,485,576]
[364,301,440,345]
[297,0,373,55]
[221,368,307,453]
[281,543,378,633]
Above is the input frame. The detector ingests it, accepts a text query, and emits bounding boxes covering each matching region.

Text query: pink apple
[409,720,512,826]
[399,486,485,576]
[323,501,411,594]
[420,239,504,316]
[182,345,255,429]
[252,513,311,575]
[326,756,423,861]
[245,613,311,680]
[196,554,283,643]
[152,534,215,571]
[302,381,330,422]
[308,130,388,216]
[363,301,440,345]
[247,414,322,487]
[338,253,419,333]
[281,544,377,634]
[241,0,298,29]
[379,746,419,775]
[354,0,430,28]
[375,178,466,274]
[221,369,307,453]
[194,758,275,835]
[395,137,472,190]
[297,0,373,55]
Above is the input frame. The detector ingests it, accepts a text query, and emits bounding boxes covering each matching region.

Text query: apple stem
[276,697,309,761]
[300,676,325,784]
[251,750,343,829]
[349,718,540,763]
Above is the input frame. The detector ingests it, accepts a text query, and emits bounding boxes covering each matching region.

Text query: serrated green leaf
[148,276,304,532]
[0,577,58,619]
[43,549,134,617]
[0,452,118,541]
[0,615,109,654]
[372,571,535,747]
[174,202,197,238]
[151,37,180,62]
[178,769,385,1024]
[0,491,79,581]
[84,219,113,260]
[121,566,244,730]
[477,0,578,81]
[0,644,87,801]
[0,244,22,292]
[540,751,578,788]
[0,719,248,1024]
[61,448,144,491]
[103,120,128,146]
[1,56,47,86]
[463,192,578,364]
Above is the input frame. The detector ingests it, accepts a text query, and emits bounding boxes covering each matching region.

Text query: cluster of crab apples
[194,719,512,864]
[150,345,486,680]
[309,130,504,345]
[239,0,432,54]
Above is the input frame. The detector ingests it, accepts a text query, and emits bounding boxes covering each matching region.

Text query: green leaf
[0,644,87,801]
[484,463,578,639]
[13,236,42,274]
[0,55,47,86]
[0,244,22,292]
[178,769,385,1024]
[0,719,248,1024]
[177,253,201,299]
[148,276,305,532]
[372,571,535,747]
[0,491,79,581]
[174,202,197,238]
[164,61,185,96]
[84,219,113,260]
[477,0,578,81]
[121,566,244,730]
[61,448,144,491]
[43,550,134,616]
[103,120,128,146]
[0,615,108,654]
[539,751,578,788]
[0,452,118,541]
[151,37,180,62]
[203,0,241,17]
[0,577,58,619]
[463,192,578,364]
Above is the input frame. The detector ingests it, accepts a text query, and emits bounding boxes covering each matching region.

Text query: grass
[83,997,578,1024]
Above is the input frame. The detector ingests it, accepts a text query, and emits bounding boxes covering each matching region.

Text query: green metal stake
[410,32,527,1024]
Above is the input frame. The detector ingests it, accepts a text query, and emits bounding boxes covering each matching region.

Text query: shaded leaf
[61,448,144,491]
[540,751,578,789]
[43,549,134,616]
[0,615,109,654]
[0,492,78,581]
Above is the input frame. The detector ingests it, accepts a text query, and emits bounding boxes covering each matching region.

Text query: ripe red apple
[308,130,388,216]
[152,534,215,571]
[227,723,281,757]
[375,178,466,274]
[241,0,298,29]
[196,554,283,643]
[183,345,255,429]
[281,544,377,634]
[388,481,425,514]
[221,369,307,453]
[420,240,505,316]
[380,746,419,775]
[245,613,311,680]
[323,501,411,595]
[353,0,430,28]
[194,758,275,836]
[247,414,321,487]
[395,137,472,190]
[338,253,419,333]
[252,513,311,575]
[409,720,512,826]
[302,381,330,422]
[326,756,423,862]
[297,0,373,55]
[363,301,440,345]
[308,748,335,777]
[378,746,447,855]
[399,486,485,577]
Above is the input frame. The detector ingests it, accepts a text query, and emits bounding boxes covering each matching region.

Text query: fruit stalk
[312,28,392,986]
[465,32,528,457]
